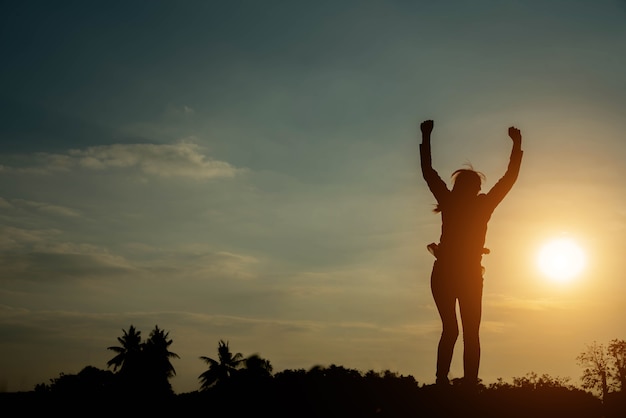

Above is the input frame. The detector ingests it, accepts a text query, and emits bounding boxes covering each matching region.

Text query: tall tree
[106,324,179,396]
[577,341,609,400]
[142,325,180,395]
[106,325,142,375]
[143,325,180,379]
[199,340,244,390]
[607,339,626,392]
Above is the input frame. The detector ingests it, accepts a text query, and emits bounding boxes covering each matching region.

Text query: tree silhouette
[38,366,116,395]
[142,325,180,395]
[106,325,142,376]
[577,341,610,400]
[144,325,179,379]
[23,327,623,418]
[607,339,626,392]
[106,324,178,396]
[198,340,244,390]
[242,353,273,378]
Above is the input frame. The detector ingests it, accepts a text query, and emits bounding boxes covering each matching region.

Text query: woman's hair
[433,165,486,213]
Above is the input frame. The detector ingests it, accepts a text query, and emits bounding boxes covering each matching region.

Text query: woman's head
[451,168,485,196]
[432,166,485,213]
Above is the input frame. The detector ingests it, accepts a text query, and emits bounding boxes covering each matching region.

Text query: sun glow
[536,237,586,282]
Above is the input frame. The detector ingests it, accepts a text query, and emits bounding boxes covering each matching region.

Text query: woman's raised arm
[420,120,449,201]
[486,126,523,206]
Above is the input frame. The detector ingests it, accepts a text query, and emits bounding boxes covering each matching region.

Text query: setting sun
[536,237,587,282]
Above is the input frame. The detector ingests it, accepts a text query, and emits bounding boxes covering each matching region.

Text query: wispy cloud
[12,199,81,218]
[0,226,61,251]
[0,228,135,282]
[2,139,244,180]
[0,250,135,283]
[117,243,263,282]
[70,139,241,179]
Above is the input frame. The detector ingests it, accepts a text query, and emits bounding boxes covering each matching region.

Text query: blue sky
[1,0,625,393]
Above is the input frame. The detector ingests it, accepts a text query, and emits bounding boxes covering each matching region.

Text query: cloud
[0,231,267,289]
[0,252,135,283]
[199,251,260,280]
[0,230,136,282]
[12,199,81,217]
[2,139,244,180]
[0,226,61,251]
[119,244,263,282]
[70,139,241,179]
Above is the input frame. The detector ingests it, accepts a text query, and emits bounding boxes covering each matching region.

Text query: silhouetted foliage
[480,374,601,418]
[37,365,116,396]
[141,325,180,396]
[26,366,122,416]
[578,340,611,400]
[237,353,273,386]
[105,324,178,397]
[11,331,623,417]
[107,324,142,373]
[510,371,574,390]
[607,339,626,392]
[576,338,626,414]
[198,340,244,390]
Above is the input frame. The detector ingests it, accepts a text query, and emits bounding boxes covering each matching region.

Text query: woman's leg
[431,263,458,384]
[458,278,483,384]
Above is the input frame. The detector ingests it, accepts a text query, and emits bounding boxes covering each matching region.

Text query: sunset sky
[1,1,625,394]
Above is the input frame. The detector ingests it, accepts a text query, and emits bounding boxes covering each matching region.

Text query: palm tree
[141,325,179,396]
[107,325,142,374]
[199,340,244,390]
[143,325,180,379]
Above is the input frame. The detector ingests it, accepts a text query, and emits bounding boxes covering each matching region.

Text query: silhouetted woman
[419,119,523,385]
